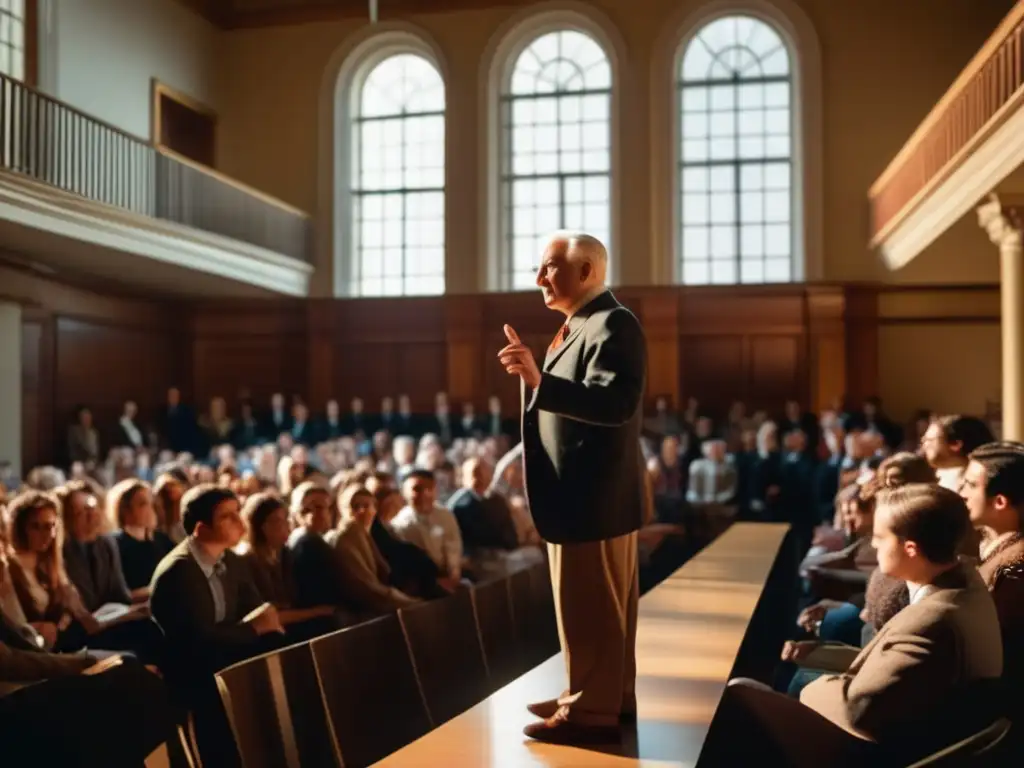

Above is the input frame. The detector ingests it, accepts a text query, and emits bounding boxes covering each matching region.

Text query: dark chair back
[399,589,490,725]
[510,562,559,664]
[905,717,1012,766]
[310,615,431,767]
[215,642,339,768]
[471,576,524,687]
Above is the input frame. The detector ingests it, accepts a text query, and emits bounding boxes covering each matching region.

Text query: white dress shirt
[388,504,463,578]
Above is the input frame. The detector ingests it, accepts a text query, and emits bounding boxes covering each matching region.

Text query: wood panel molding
[32,279,1017,466]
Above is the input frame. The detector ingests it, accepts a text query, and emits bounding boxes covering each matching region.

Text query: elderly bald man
[498,231,647,745]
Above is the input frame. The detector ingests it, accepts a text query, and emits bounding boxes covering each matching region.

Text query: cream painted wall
[49,0,220,139]
[876,288,1001,420]
[212,0,1016,293]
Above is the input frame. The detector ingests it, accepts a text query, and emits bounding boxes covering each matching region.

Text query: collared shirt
[907,581,937,606]
[566,286,609,324]
[935,465,964,492]
[188,537,227,623]
[388,504,464,578]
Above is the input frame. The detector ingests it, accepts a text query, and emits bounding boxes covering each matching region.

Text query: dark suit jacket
[149,540,263,665]
[447,488,518,551]
[521,290,647,544]
[62,536,132,613]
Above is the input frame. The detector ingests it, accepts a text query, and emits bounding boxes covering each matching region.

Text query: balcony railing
[869,2,1024,245]
[0,73,312,263]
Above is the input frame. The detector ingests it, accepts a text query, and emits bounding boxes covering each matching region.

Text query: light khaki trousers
[548,530,639,726]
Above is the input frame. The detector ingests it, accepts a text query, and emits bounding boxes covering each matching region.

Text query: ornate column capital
[977,193,1024,253]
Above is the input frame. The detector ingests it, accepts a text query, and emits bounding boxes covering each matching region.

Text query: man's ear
[579,261,592,282]
[993,493,1011,512]
[903,539,920,559]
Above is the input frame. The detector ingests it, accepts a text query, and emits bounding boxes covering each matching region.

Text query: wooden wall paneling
[55,317,177,452]
[842,285,881,404]
[805,287,848,412]
[444,296,484,406]
[679,336,746,411]
[749,336,802,407]
[625,290,680,407]
[307,301,335,409]
[189,302,307,409]
[332,297,446,411]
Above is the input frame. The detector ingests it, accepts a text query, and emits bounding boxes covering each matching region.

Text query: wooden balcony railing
[0,73,312,263]
[869,2,1024,245]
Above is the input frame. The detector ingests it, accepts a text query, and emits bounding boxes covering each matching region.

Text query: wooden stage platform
[377,522,791,767]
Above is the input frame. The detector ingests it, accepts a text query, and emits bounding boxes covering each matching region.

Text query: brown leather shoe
[527,698,637,723]
[523,709,621,745]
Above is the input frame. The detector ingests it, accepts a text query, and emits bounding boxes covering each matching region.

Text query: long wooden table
[376,522,791,767]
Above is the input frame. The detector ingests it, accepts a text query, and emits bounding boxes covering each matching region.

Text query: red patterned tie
[547,323,570,355]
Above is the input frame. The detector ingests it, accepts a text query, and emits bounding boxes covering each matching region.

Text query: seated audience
[326,485,419,616]
[5,491,136,655]
[153,472,187,544]
[56,482,164,665]
[920,414,995,492]
[370,487,447,598]
[717,483,1002,766]
[150,484,286,768]
[239,492,338,640]
[286,480,354,612]
[390,468,466,590]
[959,441,1024,711]
[109,479,174,600]
[448,458,518,562]
[150,484,286,672]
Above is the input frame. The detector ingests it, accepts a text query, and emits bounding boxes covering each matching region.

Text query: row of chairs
[214,561,560,768]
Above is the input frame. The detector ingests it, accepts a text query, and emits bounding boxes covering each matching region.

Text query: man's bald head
[537,231,608,314]
[552,231,608,280]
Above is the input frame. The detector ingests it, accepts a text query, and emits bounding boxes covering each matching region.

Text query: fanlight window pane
[352,53,445,296]
[677,16,794,286]
[502,30,611,289]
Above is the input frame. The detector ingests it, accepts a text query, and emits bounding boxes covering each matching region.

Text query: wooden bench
[375,522,791,767]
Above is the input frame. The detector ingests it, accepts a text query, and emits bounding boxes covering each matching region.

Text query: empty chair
[310,615,431,767]
[215,642,339,768]
[399,589,490,726]
[472,576,525,687]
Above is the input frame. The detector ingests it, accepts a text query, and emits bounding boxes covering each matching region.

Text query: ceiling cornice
[176,0,530,30]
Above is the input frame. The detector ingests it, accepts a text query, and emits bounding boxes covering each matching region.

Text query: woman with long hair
[326,485,418,616]
[152,472,187,544]
[108,479,173,602]
[240,492,337,640]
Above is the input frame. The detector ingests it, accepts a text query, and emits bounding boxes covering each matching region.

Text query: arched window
[0,0,29,81]
[351,53,445,296]
[501,29,611,290]
[677,15,794,285]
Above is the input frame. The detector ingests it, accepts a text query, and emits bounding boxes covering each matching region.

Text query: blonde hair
[337,484,373,524]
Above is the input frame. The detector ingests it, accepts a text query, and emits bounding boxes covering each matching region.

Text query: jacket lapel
[543,321,586,372]
[542,290,618,373]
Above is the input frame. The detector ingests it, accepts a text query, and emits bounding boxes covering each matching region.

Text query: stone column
[978,193,1024,440]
